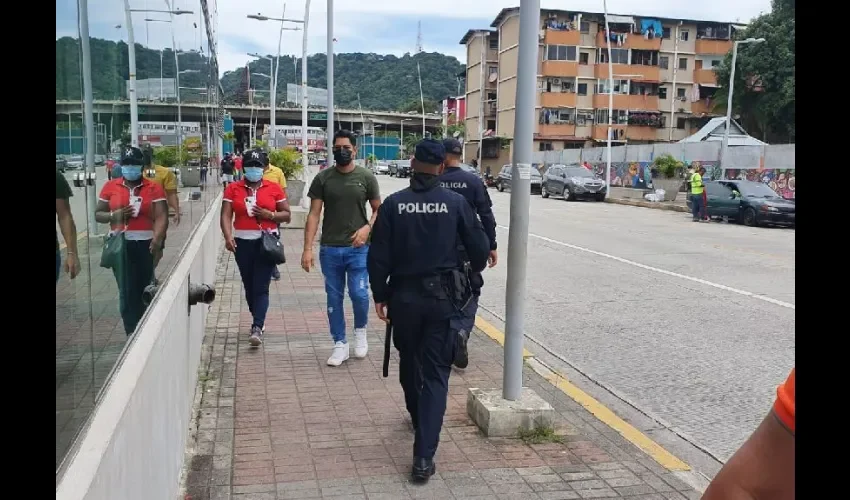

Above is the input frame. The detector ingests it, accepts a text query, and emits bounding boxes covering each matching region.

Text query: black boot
[411,457,436,483]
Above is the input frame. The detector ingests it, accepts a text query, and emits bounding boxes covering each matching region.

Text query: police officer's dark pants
[234,238,276,329]
[112,240,154,335]
[390,288,458,460]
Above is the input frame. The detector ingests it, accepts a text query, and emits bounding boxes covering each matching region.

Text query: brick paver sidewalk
[183,230,699,500]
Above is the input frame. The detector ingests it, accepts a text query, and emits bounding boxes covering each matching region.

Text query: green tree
[713,0,795,143]
[268,147,302,179]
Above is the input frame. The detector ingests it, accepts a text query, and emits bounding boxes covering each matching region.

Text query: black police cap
[120,146,145,166]
[242,148,267,168]
[414,139,446,165]
[442,138,463,156]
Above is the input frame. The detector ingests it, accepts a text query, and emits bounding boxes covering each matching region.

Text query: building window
[580,21,590,33]
[659,56,669,69]
[487,91,497,101]
[678,57,688,70]
[577,82,588,96]
[596,79,628,94]
[488,65,498,78]
[486,119,496,131]
[595,109,628,125]
[679,30,689,41]
[662,27,671,39]
[539,142,554,151]
[579,52,589,65]
[676,117,686,129]
[710,59,720,67]
[658,87,667,99]
[546,45,578,61]
[489,36,499,50]
[576,109,594,126]
[540,108,576,125]
[597,48,628,65]
[676,87,686,99]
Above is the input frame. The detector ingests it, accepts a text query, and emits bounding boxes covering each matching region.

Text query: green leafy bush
[268,147,302,179]
[653,154,684,179]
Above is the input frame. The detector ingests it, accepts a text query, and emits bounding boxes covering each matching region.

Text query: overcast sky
[56,0,772,76]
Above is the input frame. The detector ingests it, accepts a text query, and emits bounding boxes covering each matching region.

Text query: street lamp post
[143,18,171,101]
[602,0,614,199]
[720,37,765,177]
[416,62,426,136]
[124,6,193,147]
[247,5,309,206]
[400,118,411,157]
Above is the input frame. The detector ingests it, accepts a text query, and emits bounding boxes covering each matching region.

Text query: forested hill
[56,37,465,113]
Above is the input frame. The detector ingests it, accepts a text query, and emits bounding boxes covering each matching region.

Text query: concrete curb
[605,197,689,213]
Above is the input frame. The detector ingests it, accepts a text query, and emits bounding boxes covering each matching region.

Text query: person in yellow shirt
[263,157,287,280]
[690,166,706,222]
[141,145,181,272]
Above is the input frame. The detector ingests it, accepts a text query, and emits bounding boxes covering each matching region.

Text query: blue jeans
[319,245,370,343]
[234,238,277,329]
[691,192,706,220]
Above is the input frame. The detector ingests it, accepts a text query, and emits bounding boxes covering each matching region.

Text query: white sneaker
[327,341,350,366]
[353,328,369,358]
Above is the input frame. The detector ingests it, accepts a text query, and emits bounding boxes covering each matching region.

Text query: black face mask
[333,149,353,166]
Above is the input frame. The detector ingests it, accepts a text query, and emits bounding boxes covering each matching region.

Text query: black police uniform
[367,139,490,480]
[438,138,498,365]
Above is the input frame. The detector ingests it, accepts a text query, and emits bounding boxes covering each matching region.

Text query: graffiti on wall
[588,161,720,188]
[725,168,795,200]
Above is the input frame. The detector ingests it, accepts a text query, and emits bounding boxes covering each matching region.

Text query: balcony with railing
[694,68,719,86]
[595,63,660,82]
[542,61,579,77]
[543,28,581,46]
[592,93,659,111]
[596,30,661,51]
[696,23,734,55]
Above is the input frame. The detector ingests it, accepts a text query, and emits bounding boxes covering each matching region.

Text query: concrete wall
[533,143,797,199]
[56,195,223,500]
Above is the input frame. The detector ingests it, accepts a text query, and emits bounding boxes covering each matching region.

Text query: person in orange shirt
[702,368,795,500]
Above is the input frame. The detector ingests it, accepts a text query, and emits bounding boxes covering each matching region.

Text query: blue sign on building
[356,136,402,161]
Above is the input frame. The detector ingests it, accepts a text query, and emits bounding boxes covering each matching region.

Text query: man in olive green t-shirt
[302,129,382,367]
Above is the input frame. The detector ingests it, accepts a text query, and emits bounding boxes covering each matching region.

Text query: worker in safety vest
[690,166,707,222]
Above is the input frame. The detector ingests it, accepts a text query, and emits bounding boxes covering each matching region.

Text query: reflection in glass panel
[56,0,223,473]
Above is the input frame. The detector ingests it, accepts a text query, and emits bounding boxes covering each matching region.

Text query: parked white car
[375,162,390,175]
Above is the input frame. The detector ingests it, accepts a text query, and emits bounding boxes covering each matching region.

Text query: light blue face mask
[244,166,264,182]
[122,165,142,181]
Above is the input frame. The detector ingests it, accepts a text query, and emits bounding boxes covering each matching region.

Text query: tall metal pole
[300,0,312,208]
[720,41,739,179]
[79,0,99,234]
[477,33,485,168]
[160,50,164,101]
[170,20,182,162]
[503,0,539,402]
[603,0,614,199]
[668,22,682,142]
[269,56,275,146]
[417,62,426,136]
[327,0,335,146]
[122,0,139,146]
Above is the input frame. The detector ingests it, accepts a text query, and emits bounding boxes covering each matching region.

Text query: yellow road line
[474,314,691,472]
[59,231,88,250]
[474,316,533,359]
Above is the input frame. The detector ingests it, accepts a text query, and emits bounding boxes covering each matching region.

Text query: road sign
[308,112,327,120]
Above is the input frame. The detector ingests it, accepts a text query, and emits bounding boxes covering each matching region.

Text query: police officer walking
[439,138,498,369]
[368,139,490,482]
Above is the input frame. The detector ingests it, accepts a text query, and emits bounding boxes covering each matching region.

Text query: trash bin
[180,163,201,187]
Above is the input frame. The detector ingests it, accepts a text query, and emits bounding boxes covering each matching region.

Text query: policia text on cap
[367,138,490,483]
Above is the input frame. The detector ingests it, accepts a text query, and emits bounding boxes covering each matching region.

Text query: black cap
[120,146,145,166]
[242,148,267,168]
[442,138,462,156]
[414,139,446,165]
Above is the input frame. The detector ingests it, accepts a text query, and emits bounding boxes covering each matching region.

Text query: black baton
[382,321,392,378]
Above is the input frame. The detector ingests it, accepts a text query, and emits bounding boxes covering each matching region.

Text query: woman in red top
[95,146,168,335]
[221,148,291,346]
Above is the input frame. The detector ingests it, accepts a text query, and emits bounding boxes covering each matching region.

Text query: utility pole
[301,0,312,208]
[327,0,335,151]
[80,0,99,234]
[503,0,539,401]
[122,0,139,147]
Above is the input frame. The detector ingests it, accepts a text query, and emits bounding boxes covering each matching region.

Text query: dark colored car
[541,164,607,201]
[686,180,795,227]
[459,163,481,178]
[495,164,542,194]
[388,159,412,178]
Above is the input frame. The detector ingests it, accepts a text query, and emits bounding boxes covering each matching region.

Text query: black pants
[112,239,154,335]
[233,238,276,329]
[390,284,458,459]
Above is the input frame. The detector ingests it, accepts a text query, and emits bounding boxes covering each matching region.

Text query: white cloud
[67,0,771,75]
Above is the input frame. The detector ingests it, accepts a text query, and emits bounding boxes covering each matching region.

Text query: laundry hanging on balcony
[640,19,662,39]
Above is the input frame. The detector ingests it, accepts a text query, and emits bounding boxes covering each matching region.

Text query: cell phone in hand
[245,196,257,216]
[129,196,142,218]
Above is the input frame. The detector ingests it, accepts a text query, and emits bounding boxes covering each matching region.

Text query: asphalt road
[375,173,795,477]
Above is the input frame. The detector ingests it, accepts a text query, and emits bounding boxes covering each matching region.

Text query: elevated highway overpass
[55,100,443,135]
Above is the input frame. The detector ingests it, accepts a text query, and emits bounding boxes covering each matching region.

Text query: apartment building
[461,7,744,169]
